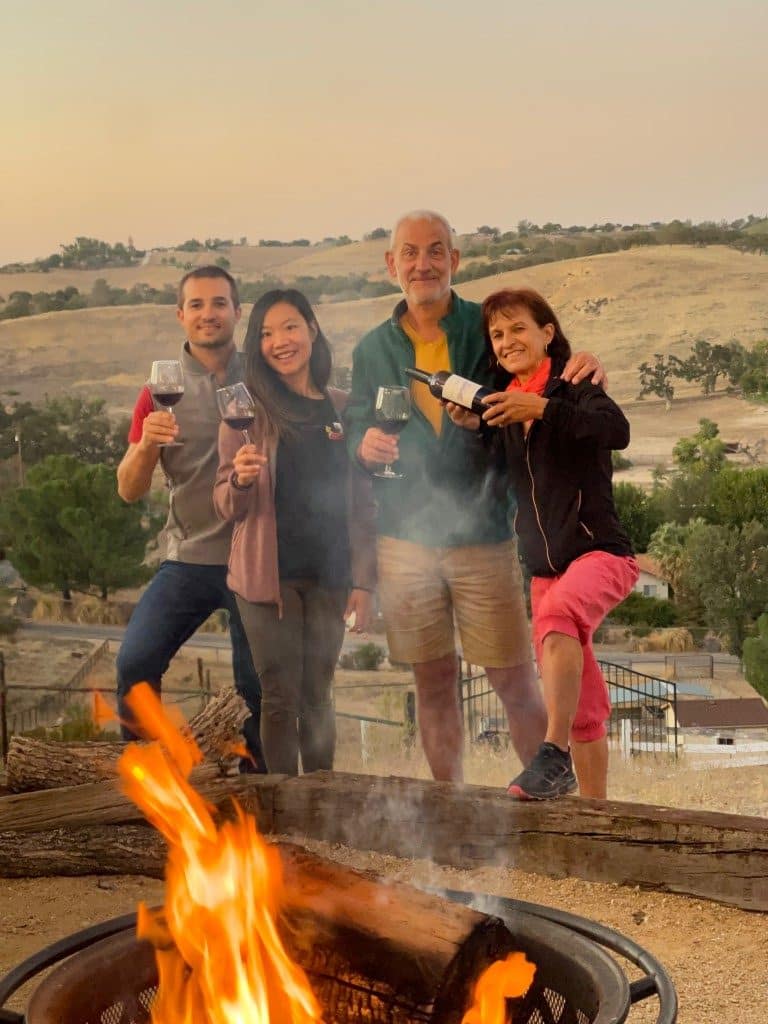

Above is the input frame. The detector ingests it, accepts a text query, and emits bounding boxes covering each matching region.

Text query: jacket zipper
[525,432,557,574]
[577,489,595,538]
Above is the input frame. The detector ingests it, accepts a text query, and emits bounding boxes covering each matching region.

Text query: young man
[116,266,264,769]
[345,211,604,782]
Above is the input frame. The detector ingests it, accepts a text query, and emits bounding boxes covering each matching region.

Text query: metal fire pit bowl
[0,890,677,1024]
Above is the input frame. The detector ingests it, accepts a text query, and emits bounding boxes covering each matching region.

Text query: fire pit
[0,889,676,1024]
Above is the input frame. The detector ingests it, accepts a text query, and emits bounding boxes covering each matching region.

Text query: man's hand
[357,427,399,470]
[139,411,179,448]
[481,391,547,427]
[444,401,481,431]
[344,589,373,634]
[232,444,267,486]
[562,351,607,387]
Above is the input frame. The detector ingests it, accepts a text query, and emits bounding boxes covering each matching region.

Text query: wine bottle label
[441,375,483,409]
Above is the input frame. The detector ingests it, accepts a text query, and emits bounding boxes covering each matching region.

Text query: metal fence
[459,659,679,758]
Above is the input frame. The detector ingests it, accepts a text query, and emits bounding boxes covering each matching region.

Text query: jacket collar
[388,289,467,330]
[180,341,241,379]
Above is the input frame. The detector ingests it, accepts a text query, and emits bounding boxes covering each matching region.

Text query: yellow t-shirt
[401,318,450,435]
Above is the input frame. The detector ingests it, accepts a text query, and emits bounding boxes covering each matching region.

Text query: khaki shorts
[377,536,531,668]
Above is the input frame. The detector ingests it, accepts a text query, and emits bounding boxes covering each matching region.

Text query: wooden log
[5,686,249,791]
[273,772,768,913]
[1,770,766,911]
[0,767,280,834]
[276,842,519,1024]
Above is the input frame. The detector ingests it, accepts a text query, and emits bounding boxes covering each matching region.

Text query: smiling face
[176,276,241,351]
[488,306,555,382]
[259,301,317,389]
[385,216,459,310]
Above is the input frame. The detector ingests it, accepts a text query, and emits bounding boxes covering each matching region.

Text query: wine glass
[374,385,410,479]
[216,382,257,444]
[149,360,185,447]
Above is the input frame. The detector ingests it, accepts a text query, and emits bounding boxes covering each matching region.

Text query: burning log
[5,686,249,791]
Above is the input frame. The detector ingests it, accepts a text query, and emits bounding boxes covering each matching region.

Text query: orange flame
[461,952,536,1024]
[118,683,321,1024]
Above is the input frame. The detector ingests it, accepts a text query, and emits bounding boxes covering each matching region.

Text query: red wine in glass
[374,385,410,478]
[217,383,257,444]
[149,360,185,447]
[152,390,184,408]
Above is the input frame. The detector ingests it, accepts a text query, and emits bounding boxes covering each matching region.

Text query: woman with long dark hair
[213,289,376,776]
[448,287,638,800]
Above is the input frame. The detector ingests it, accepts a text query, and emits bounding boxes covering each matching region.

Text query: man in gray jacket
[116,266,263,769]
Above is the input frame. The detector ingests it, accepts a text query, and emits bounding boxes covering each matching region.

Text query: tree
[637,354,677,408]
[680,521,768,655]
[0,397,126,469]
[743,614,768,701]
[613,482,663,552]
[0,455,150,600]
[364,228,388,241]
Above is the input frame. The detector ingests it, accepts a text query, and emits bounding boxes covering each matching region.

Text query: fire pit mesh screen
[1,892,677,1024]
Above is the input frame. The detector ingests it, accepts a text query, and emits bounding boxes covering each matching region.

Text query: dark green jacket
[344,292,511,547]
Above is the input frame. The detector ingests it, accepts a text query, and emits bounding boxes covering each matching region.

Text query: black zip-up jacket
[498,364,634,577]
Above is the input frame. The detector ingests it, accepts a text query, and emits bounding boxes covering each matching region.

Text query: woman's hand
[232,444,267,486]
[481,391,548,427]
[562,351,607,387]
[444,401,481,431]
[344,589,373,635]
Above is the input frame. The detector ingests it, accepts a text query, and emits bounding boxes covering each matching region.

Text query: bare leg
[486,663,547,764]
[571,737,608,799]
[540,631,583,751]
[413,652,463,782]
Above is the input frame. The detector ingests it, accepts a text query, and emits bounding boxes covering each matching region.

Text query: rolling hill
[2,244,767,478]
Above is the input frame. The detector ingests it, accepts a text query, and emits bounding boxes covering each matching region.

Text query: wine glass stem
[241,430,250,445]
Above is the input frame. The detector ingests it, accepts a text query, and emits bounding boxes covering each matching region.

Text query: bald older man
[345,211,603,783]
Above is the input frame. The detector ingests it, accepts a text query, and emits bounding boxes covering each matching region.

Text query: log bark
[1,770,767,912]
[0,767,279,834]
[5,686,249,792]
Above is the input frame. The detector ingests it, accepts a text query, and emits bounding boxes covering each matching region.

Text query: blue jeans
[116,561,263,767]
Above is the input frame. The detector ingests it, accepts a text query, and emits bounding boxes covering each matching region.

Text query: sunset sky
[3,0,767,264]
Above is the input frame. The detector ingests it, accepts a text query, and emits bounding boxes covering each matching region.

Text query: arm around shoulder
[543,383,630,449]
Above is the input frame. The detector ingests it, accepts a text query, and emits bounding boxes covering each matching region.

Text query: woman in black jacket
[448,288,638,801]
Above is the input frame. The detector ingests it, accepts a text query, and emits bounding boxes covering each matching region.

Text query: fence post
[0,651,8,762]
[360,720,370,765]
[403,691,416,748]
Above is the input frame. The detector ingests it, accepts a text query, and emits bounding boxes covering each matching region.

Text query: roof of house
[635,554,666,580]
[675,698,768,729]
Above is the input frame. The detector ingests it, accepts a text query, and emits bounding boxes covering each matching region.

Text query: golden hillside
[2,245,767,476]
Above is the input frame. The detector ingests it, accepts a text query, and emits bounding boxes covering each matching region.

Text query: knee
[413,656,458,708]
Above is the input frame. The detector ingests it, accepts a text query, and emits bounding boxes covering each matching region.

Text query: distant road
[19,622,740,666]
[19,621,382,656]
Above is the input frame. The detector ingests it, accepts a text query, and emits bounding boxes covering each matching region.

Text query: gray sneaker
[508,742,577,800]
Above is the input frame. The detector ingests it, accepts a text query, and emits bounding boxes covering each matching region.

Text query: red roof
[635,553,665,579]
[676,698,768,729]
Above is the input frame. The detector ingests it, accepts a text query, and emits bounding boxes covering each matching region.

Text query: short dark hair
[177,265,240,308]
[243,289,333,439]
[481,288,571,379]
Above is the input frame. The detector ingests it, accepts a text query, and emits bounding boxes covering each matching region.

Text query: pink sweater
[213,388,377,606]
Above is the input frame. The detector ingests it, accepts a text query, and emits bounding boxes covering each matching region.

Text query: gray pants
[236,580,347,776]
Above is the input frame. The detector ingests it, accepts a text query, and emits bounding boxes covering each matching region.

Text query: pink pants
[531,551,639,743]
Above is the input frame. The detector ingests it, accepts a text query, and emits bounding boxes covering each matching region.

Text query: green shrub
[610,591,678,628]
[351,642,385,670]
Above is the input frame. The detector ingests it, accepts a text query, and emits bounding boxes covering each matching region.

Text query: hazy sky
[3,0,767,264]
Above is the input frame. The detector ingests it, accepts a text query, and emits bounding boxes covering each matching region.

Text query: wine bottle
[404,368,493,415]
